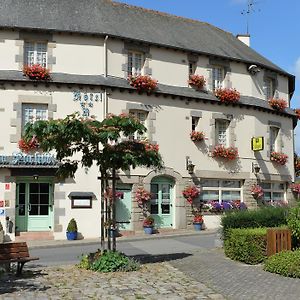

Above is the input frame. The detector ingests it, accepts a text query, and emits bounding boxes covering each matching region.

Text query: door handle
[28,203,31,212]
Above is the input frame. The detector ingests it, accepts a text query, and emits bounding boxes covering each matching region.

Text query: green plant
[67,218,78,232]
[221,207,288,239]
[287,207,300,247]
[264,250,300,278]
[224,228,267,264]
[78,250,140,272]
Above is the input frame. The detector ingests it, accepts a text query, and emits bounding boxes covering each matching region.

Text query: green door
[16,181,53,232]
[150,178,174,228]
[115,189,132,230]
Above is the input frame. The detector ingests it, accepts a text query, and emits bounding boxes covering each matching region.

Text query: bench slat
[0,247,29,253]
[0,253,29,260]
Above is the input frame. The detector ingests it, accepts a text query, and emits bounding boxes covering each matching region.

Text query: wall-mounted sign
[0,209,5,216]
[4,183,10,191]
[251,137,264,151]
[0,152,57,167]
[71,198,92,209]
[73,90,104,117]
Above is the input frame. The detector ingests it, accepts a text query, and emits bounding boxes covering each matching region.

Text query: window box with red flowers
[182,185,200,204]
[23,64,51,81]
[212,145,238,160]
[268,98,287,111]
[190,131,205,142]
[270,151,288,165]
[188,74,206,90]
[128,75,158,92]
[215,88,240,104]
[18,137,39,153]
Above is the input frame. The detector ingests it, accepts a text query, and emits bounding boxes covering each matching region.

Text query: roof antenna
[241,0,261,34]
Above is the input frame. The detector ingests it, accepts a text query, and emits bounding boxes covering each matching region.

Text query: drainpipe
[103,35,109,118]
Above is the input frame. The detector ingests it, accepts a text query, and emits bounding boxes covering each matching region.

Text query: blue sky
[115,0,300,151]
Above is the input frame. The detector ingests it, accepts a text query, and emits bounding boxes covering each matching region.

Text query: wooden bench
[0,242,39,275]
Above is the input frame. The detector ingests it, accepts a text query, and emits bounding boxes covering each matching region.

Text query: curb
[28,229,219,250]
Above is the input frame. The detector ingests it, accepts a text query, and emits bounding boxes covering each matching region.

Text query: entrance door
[115,189,132,230]
[150,178,174,228]
[16,181,53,232]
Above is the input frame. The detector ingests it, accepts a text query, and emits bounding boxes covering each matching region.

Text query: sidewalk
[27,228,219,249]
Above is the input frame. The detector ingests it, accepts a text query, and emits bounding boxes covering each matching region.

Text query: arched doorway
[150,176,174,228]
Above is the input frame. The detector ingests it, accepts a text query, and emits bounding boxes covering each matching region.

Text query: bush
[78,250,140,273]
[224,228,267,264]
[67,218,78,232]
[264,250,300,278]
[287,207,300,248]
[221,207,288,239]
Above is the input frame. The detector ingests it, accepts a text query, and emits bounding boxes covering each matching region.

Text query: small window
[216,120,229,146]
[189,62,196,75]
[24,42,47,67]
[261,182,286,203]
[270,126,280,152]
[128,51,144,76]
[129,110,148,140]
[191,116,199,131]
[264,78,275,99]
[22,103,48,132]
[212,66,225,90]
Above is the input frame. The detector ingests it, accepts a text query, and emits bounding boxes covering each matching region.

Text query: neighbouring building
[0,0,297,241]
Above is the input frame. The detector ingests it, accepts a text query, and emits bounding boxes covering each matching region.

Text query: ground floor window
[260,182,286,203]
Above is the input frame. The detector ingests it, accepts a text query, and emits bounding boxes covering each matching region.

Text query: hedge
[221,207,288,239]
[264,250,300,278]
[224,228,267,264]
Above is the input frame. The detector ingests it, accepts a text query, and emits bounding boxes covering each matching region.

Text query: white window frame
[22,103,48,132]
[188,61,197,76]
[129,110,148,141]
[270,126,280,152]
[191,116,199,131]
[264,78,275,100]
[216,119,229,146]
[212,66,225,90]
[127,51,144,76]
[24,41,48,67]
[261,182,286,203]
[200,179,243,204]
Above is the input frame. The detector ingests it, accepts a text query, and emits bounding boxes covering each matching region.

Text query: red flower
[270,151,288,165]
[193,214,203,224]
[23,64,51,81]
[182,185,200,204]
[128,75,158,92]
[294,109,300,120]
[290,183,300,195]
[212,145,238,160]
[190,131,205,142]
[18,137,39,153]
[188,74,206,90]
[250,185,264,199]
[215,88,240,103]
[268,98,287,111]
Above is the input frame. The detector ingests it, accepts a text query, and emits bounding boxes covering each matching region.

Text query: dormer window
[24,42,47,67]
[212,66,225,90]
[127,51,144,76]
[264,77,275,99]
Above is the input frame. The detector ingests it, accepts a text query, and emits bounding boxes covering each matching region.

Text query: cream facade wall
[0,30,20,71]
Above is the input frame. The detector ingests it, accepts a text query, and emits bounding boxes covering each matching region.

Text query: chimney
[236,34,250,47]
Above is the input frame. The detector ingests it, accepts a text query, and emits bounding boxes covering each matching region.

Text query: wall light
[186,156,195,175]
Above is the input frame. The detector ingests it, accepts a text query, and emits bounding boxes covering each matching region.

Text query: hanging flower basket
[182,185,200,204]
[250,184,264,199]
[212,145,238,160]
[128,75,158,92]
[18,137,39,153]
[215,88,240,104]
[135,187,152,206]
[270,151,288,165]
[23,64,51,81]
[188,74,206,90]
[290,183,300,196]
[190,131,205,142]
[268,98,287,111]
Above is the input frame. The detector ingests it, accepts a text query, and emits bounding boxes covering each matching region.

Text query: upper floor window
[265,77,275,99]
[191,116,199,131]
[22,103,48,131]
[270,126,280,152]
[212,66,225,90]
[129,110,148,140]
[216,119,229,146]
[189,61,197,76]
[128,51,144,76]
[24,42,47,67]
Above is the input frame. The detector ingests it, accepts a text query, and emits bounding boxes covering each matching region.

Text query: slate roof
[0,0,294,81]
[0,70,296,127]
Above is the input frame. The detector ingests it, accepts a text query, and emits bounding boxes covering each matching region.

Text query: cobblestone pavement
[170,248,300,300]
[0,263,225,300]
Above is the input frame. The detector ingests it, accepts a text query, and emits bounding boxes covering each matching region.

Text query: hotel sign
[0,152,57,167]
[251,137,264,152]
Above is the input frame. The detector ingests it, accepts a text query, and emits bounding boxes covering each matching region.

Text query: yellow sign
[251,137,264,151]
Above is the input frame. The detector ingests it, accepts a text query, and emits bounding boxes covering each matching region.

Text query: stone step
[15,231,54,241]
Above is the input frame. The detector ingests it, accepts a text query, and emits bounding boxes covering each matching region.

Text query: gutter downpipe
[103,35,109,117]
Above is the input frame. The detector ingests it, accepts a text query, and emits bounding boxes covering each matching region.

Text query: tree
[21,112,163,250]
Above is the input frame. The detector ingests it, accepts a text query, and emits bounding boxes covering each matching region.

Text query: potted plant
[0,221,4,244]
[193,214,203,231]
[215,88,240,104]
[188,74,206,90]
[290,183,300,198]
[128,75,158,92]
[143,215,155,234]
[212,145,239,160]
[66,218,78,240]
[268,98,287,111]
[270,151,288,165]
[23,64,51,81]
[190,131,205,142]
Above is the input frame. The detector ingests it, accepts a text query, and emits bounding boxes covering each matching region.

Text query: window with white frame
[264,78,275,99]
[270,126,280,152]
[200,179,242,203]
[261,182,286,203]
[191,116,199,131]
[212,66,225,90]
[189,61,196,76]
[22,104,48,132]
[24,42,47,67]
[129,110,148,140]
[216,119,229,146]
[127,51,144,76]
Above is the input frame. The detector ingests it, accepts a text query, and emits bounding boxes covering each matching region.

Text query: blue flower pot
[109,229,116,238]
[66,231,77,240]
[193,223,202,231]
[144,226,154,234]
